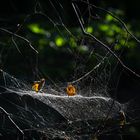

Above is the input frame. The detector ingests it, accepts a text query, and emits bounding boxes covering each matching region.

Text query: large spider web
[0,0,140,139]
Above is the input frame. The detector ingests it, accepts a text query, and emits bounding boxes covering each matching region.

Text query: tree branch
[73,0,140,44]
[0,28,38,54]
[69,53,109,84]
[72,2,140,78]
[0,106,24,135]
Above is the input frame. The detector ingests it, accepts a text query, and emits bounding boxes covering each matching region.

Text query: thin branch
[72,2,140,78]
[0,28,38,54]
[69,53,109,84]
[11,37,22,54]
[0,106,24,135]
[73,0,140,44]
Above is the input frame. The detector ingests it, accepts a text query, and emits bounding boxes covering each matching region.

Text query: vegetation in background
[0,0,140,139]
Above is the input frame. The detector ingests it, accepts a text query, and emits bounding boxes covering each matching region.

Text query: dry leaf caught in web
[32,78,45,92]
[66,84,76,96]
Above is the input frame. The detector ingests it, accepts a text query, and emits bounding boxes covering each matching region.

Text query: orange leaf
[32,78,45,92]
[66,84,76,96]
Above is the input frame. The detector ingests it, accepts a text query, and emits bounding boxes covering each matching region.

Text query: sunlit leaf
[99,24,109,31]
[55,36,65,47]
[86,26,93,33]
[107,30,114,36]
[111,24,121,33]
[28,24,45,34]
[106,14,114,21]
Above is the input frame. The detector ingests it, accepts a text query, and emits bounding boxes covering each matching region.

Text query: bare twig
[72,2,140,78]
[0,28,38,54]
[69,53,109,84]
[11,37,22,54]
[73,0,140,44]
[0,106,24,135]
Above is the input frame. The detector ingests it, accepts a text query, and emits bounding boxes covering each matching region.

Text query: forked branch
[72,2,140,78]
[73,0,140,44]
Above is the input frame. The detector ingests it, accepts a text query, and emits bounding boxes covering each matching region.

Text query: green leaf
[86,26,93,33]
[55,36,65,47]
[106,14,114,21]
[99,24,109,32]
[28,24,45,34]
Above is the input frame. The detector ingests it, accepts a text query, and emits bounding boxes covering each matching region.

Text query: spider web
[0,0,140,139]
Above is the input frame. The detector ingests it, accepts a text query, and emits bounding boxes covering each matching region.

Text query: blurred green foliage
[55,36,65,47]
[20,8,140,83]
[1,7,140,83]
[28,24,46,34]
[26,9,138,55]
[26,9,137,52]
